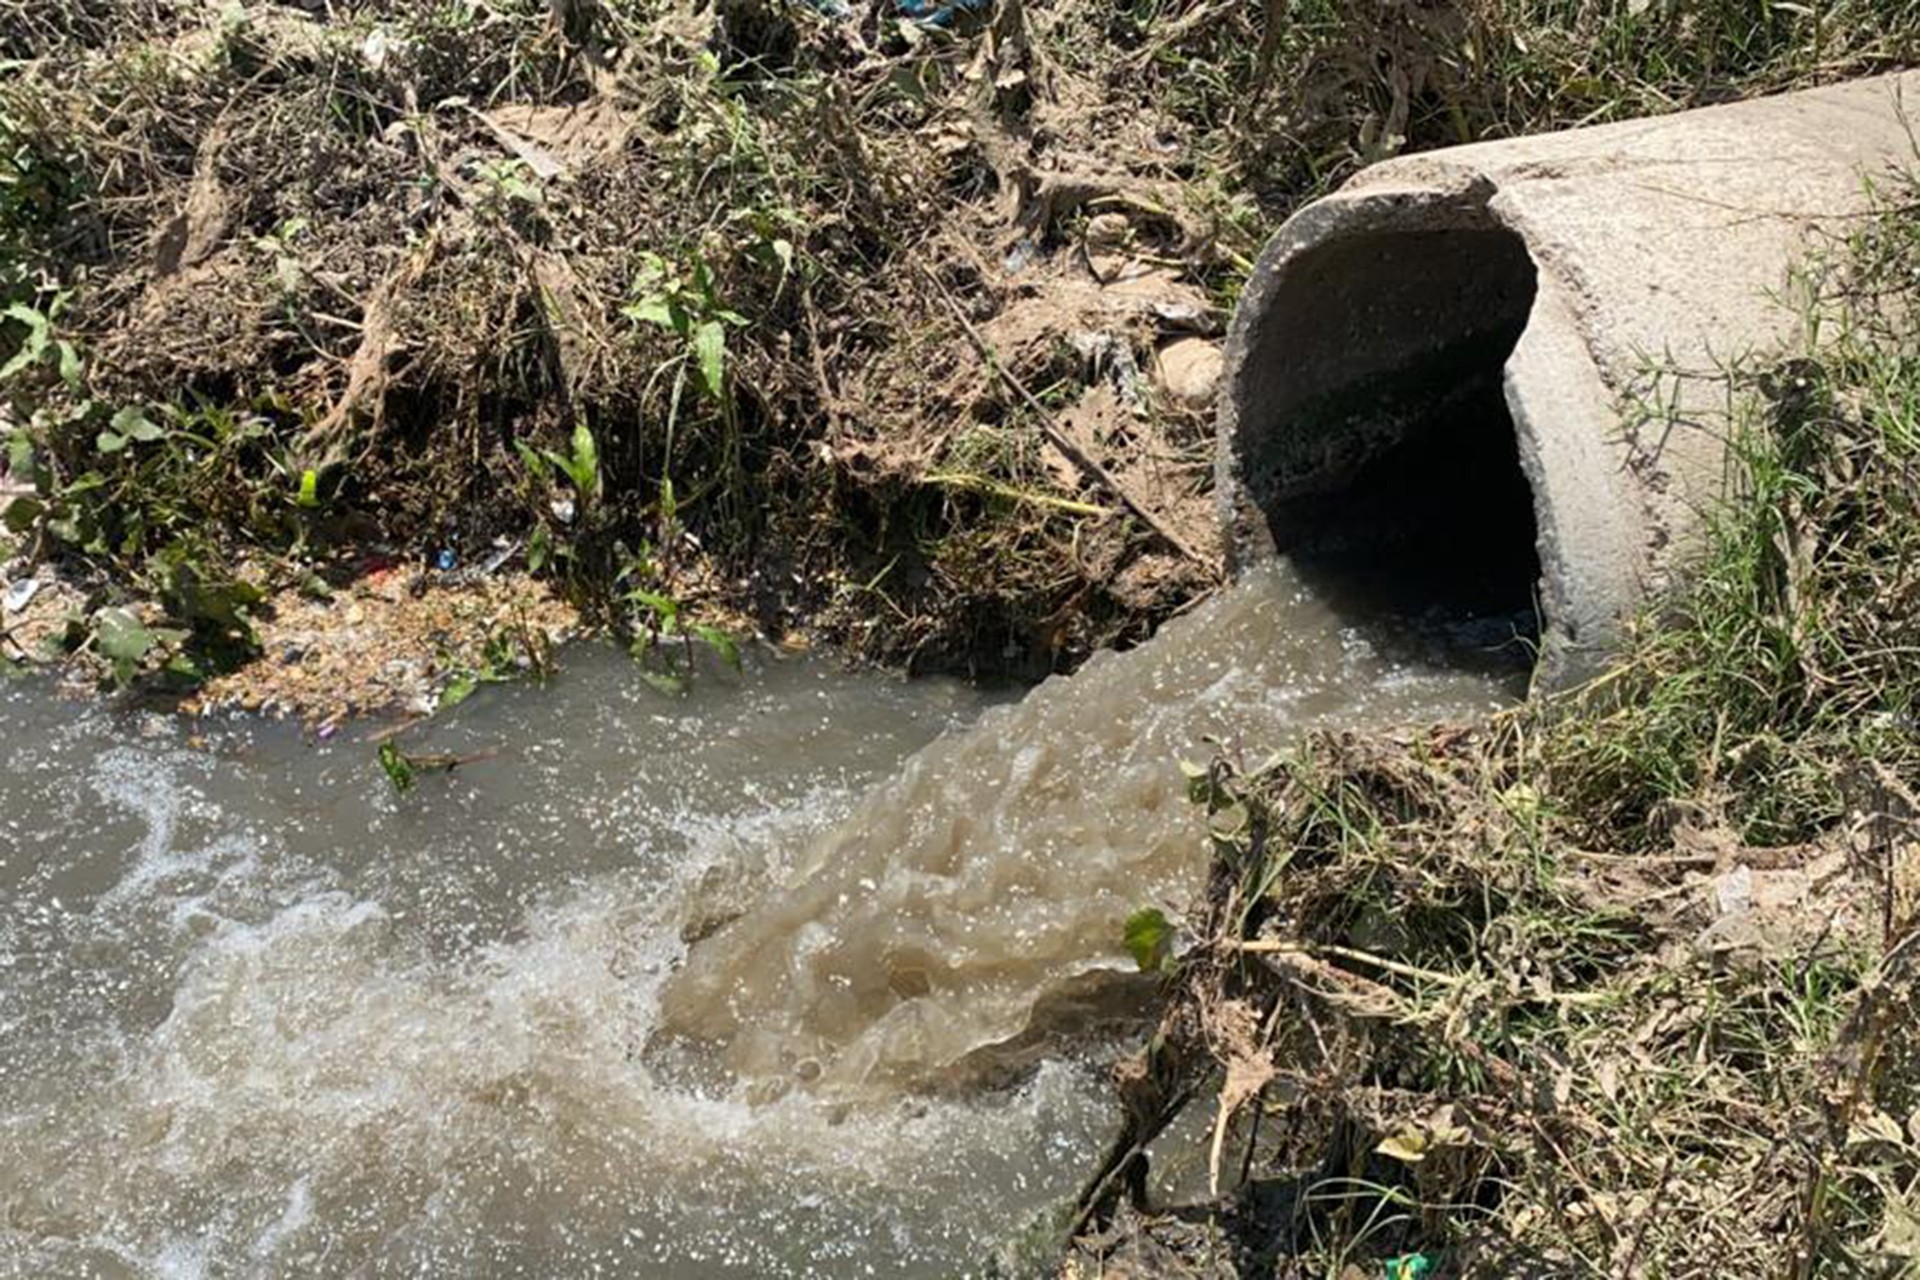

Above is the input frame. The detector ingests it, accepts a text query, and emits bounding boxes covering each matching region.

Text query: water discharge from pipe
[655,563,1523,1097]
[1,565,1516,1276]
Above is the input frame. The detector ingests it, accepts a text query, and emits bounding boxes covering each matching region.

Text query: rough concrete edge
[1215,166,1632,687]
[1214,168,1496,570]
[1494,262,1643,689]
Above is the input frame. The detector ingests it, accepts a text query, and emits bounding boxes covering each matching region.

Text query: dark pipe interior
[1242,224,1543,671]
[1278,374,1543,670]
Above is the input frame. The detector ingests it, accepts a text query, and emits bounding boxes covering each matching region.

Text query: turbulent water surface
[0,564,1521,1277]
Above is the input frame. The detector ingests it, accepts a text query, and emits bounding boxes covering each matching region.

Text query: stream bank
[6,2,1919,711]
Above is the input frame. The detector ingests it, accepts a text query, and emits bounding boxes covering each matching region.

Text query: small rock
[1153,337,1224,408]
[1713,863,1755,916]
[1085,212,1130,248]
[1084,214,1132,283]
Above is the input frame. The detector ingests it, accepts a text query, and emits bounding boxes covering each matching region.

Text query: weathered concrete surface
[1220,70,1920,685]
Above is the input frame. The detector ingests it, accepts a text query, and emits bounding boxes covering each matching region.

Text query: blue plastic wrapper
[896,0,989,25]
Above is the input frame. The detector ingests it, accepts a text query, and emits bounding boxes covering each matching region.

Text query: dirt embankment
[8,1,1915,719]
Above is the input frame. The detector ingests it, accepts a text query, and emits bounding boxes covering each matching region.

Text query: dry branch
[916,261,1223,581]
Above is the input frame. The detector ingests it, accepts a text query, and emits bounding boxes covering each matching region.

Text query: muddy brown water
[0,564,1520,1277]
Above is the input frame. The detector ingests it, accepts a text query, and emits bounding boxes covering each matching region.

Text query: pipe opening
[1235,222,1543,670]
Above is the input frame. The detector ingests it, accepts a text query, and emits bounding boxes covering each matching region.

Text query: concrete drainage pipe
[1217,70,1920,687]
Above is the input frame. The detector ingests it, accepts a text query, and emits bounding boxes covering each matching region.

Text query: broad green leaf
[439,673,477,710]
[112,406,164,443]
[628,589,679,627]
[1178,758,1213,804]
[0,303,48,380]
[1123,907,1173,973]
[513,439,549,481]
[692,623,742,672]
[95,429,127,454]
[1,302,46,334]
[3,495,43,533]
[622,297,677,330]
[693,320,726,401]
[527,523,552,573]
[94,607,154,664]
[7,432,35,478]
[56,340,81,390]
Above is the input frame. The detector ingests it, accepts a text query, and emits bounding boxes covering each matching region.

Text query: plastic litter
[478,540,521,577]
[2,578,41,613]
[3,577,42,614]
[1383,1254,1432,1280]
[434,548,458,572]
[897,0,989,25]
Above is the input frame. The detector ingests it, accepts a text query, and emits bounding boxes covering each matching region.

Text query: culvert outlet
[1218,69,1920,687]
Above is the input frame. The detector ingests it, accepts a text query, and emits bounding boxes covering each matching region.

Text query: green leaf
[527,523,552,573]
[7,432,35,479]
[1178,758,1214,805]
[692,623,742,672]
[569,420,600,501]
[622,297,677,330]
[0,303,48,381]
[296,468,320,509]
[112,406,164,443]
[1,303,47,337]
[514,439,549,482]
[56,340,82,390]
[439,673,477,710]
[628,589,679,628]
[693,320,726,401]
[377,740,416,794]
[94,607,154,665]
[95,430,127,454]
[1123,907,1174,973]
[3,495,42,533]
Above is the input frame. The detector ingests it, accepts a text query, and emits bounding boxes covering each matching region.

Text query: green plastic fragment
[1382,1255,1432,1280]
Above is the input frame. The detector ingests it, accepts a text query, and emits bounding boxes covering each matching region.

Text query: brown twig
[914,262,1223,581]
